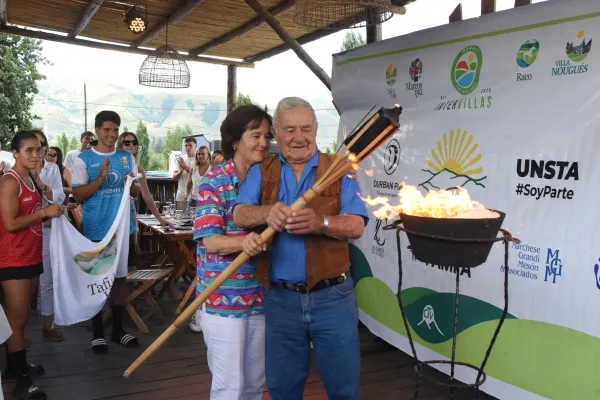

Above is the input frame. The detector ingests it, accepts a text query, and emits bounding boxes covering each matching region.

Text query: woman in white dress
[186,146,212,208]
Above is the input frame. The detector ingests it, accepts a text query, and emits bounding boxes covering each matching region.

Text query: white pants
[41,227,54,317]
[200,309,266,400]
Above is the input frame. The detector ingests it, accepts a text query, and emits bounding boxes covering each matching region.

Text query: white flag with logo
[50,176,133,326]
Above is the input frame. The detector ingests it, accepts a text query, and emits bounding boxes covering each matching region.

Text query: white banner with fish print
[50,176,134,326]
[333,1,600,399]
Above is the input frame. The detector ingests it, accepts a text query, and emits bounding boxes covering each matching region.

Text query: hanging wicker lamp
[139,21,190,89]
[294,0,393,29]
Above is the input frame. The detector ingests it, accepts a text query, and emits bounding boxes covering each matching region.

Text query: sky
[35,0,547,126]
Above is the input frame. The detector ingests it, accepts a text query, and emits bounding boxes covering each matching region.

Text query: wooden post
[70,0,104,37]
[244,0,332,91]
[449,3,463,23]
[366,24,382,44]
[227,65,237,114]
[514,0,532,6]
[481,0,496,15]
[0,0,6,26]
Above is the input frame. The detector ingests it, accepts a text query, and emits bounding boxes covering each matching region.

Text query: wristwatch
[320,215,329,235]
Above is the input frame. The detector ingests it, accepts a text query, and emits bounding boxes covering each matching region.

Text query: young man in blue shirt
[72,111,140,354]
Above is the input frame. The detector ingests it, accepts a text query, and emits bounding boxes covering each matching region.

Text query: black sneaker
[17,383,47,399]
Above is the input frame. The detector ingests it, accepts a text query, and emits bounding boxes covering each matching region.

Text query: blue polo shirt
[235,150,369,284]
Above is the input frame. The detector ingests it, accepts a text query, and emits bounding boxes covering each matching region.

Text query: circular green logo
[517,39,540,68]
[566,30,591,63]
[451,45,483,95]
[386,64,397,87]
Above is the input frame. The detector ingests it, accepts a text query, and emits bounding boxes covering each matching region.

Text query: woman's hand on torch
[266,202,292,232]
[243,232,266,256]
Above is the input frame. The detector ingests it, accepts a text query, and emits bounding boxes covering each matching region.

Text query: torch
[123,104,403,377]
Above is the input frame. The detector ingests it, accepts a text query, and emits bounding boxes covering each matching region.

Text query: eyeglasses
[123,140,139,147]
[47,153,58,157]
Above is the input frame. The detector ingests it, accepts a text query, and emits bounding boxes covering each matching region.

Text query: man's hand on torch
[285,208,322,235]
[266,202,292,232]
[243,232,266,256]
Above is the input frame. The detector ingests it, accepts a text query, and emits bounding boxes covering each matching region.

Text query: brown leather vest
[255,152,350,290]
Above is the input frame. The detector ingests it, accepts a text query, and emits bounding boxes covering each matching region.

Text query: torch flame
[348,153,357,162]
[365,169,374,177]
[362,183,497,219]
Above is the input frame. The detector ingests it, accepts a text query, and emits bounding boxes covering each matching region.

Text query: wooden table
[136,215,198,314]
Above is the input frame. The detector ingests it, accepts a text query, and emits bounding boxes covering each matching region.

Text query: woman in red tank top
[0,131,64,400]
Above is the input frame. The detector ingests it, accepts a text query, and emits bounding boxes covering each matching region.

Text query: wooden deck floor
[1,291,496,400]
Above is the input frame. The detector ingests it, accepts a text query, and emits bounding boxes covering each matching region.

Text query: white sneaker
[189,309,202,333]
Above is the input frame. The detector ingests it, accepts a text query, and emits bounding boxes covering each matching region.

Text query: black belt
[271,272,348,294]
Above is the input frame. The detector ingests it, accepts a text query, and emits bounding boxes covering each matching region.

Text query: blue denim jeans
[264,276,360,400]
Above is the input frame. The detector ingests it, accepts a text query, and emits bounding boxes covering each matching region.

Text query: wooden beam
[0,0,7,26]
[227,65,237,114]
[390,5,407,15]
[514,0,532,6]
[189,0,294,56]
[0,25,254,68]
[131,0,207,48]
[244,0,331,91]
[244,28,335,63]
[449,3,463,23]
[70,0,104,37]
[481,0,496,15]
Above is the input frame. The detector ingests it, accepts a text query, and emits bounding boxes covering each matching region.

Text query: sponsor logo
[544,248,563,284]
[417,305,444,336]
[386,64,397,99]
[406,58,424,98]
[75,234,119,276]
[435,45,491,111]
[120,156,130,167]
[593,258,600,289]
[515,159,578,200]
[419,129,486,192]
[451,45,482,95]
[105,170,121,186]
[552,31,591,76]
[410,249,472,277]
[517,39,540,68]
[372,218,388,258]
[384,139,400,175]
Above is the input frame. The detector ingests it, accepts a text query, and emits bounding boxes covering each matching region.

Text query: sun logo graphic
[409,58,422,82]
[418,129,487,192]
[566,30,592,62]
[451,45,483,95]
[517,39,540,68]
[385,64,397,87]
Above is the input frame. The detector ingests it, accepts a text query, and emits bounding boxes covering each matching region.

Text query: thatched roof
[0,0,415,68]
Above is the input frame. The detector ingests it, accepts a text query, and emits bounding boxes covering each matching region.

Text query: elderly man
[233,97,368,400]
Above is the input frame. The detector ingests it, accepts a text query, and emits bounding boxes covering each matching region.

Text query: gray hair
[273,97,317,129]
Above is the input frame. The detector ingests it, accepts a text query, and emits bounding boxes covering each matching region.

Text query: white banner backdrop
[50,176,133,326]
[333,1,600,399]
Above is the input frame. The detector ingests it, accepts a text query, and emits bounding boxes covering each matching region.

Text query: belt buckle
[295,283,308,294]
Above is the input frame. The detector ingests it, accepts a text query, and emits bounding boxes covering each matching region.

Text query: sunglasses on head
[123,140,139,146]
[47,153,58,157]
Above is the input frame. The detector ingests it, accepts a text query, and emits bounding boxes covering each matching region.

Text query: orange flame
[361,183,498,219]
[365,169,374,177]
[348,153,357,162]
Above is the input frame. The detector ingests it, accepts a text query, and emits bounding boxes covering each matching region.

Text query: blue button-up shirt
[235,150,369,283]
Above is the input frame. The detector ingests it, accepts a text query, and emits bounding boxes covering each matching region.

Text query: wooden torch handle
[123,187,320,377]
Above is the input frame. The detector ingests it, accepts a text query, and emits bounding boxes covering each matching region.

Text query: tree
[56,132,70,156]
[236,93,253,107]
[325,139,338,154]
[0,34,49,148]
[68,136,79,152]
[340,31,365,52]
[151,137,165,154]
[135,120,150,170]
[162,125,193,166]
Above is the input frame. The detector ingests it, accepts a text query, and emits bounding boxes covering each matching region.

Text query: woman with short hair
[193,105,273,399]
[0,130,64,399]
